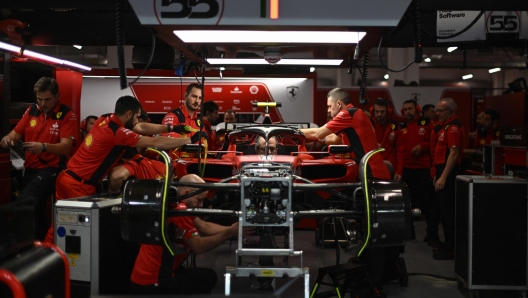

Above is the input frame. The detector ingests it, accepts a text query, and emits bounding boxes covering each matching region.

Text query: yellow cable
[146,147,175,256]
[357,148,385,258]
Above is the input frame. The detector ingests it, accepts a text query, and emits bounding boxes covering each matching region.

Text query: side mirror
[328,145,350,154]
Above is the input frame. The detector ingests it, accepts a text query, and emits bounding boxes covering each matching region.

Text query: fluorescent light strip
[207,58,342,66]
[489,68,501,73]
[174,30,366,44]
[0,41,91,71]
[462,74,473,80]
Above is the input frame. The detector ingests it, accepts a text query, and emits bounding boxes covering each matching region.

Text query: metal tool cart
[455,175,528,298]
[54,196,137,297]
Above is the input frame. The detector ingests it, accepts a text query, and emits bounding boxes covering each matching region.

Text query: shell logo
[85,135,94,147]
[30,119,37,127]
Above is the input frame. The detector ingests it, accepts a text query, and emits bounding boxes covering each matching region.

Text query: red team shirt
[325,104,390,180]
[122,154,167,180]
[13,103,78,169]
[162,104,200,138]
[130,202,197,285]
[53,113,143,203]
[371,118,398,168]
[433,115,465,166]
[395,116,434,175]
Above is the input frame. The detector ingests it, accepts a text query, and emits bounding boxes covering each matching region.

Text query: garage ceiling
[0,0,527,70]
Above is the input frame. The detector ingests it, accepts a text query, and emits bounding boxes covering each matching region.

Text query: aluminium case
[455,175,528,291]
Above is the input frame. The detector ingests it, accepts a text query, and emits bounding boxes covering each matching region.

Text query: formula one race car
[119,123,411,297]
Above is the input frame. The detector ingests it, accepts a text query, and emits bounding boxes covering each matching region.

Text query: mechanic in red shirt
[43,96,206,243]
[130,174,242,295]
[370,97,398,170]
[395,99,435,241]
[1,77,78,240]
[162,83,204,158]
[300,88,390,180]
[430,98,465,260]
[472,109,500,149]
[201,101,220,151]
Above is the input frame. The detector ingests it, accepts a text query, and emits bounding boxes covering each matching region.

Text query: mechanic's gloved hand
[172,124,192,134]
[191,131,208,144]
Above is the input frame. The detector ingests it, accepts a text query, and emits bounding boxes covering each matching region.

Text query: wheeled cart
[455,175,528,298]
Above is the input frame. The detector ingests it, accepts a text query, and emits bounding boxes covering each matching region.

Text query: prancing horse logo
[286,86,299,102]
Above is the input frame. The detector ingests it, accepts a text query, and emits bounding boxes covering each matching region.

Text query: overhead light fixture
[462,74,473,80]
[310,67,315,73]
[73,45,82,50]
[424,58,431,63]
[489,68,501,73]
[0,41,91,71]
[384,74,389,80]
[207,58,343,66]
[447,47,458,53]
[174,30,366,44]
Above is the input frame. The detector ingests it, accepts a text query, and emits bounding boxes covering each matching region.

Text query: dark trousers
[17,167,59,240]
[402,168,434,236]
[430,165,459,250]
[130,267,218,295]
[362,246,404,286]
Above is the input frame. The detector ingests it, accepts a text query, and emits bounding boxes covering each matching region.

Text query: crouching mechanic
[130,174,252,295]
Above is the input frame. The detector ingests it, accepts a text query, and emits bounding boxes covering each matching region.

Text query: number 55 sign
[486,11,520,34]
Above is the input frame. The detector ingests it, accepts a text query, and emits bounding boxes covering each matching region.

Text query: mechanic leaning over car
[1,77,78,241]
[301,87,396,295]
[43,95,206,243]
[129,174,253,295]
[300,87,390,180]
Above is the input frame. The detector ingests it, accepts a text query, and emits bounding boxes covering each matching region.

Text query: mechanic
[162,83,202,138]
[421,104,436,122]
[468,111,486,146]
[223,109,237,123]
[472,109,500,149]
[43,96,206,243]
[130,174,246,295]
[81,115,97,140]
[395,99,435,242]
[300,87,390,180]
[201,101,220,150]
[1,77,78,240]
[138,110,150,123]
[370,97,398,170]
[255,136,277,155]
[430,98,465,260]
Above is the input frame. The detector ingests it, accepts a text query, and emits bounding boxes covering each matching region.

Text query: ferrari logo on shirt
[421,120,425,125]
[30,119,37,127]
[496,131,500,137]
[197,119,201,127]
[85,134,94,147]
[391,124,396,130]
[99,120,106,126]
[56,112,62,119]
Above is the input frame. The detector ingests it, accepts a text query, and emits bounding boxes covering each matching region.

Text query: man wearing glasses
[255,136,277,155]
[430,98,464,260]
